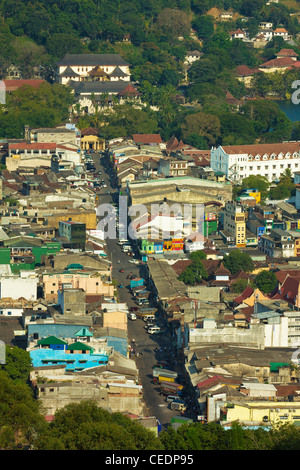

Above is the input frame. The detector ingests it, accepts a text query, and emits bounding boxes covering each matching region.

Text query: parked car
[148,326,162,334]
[119,269,125,273]
[128,313,137,320]
[166,395,178,404]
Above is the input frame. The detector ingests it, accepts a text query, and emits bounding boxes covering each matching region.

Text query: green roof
[37,336,68,346]
[67,264,84,270]
[74,327,93,337]
[67,341,93,351]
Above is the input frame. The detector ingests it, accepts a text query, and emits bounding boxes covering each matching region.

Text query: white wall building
[0,271,38,301]
[57,54,130,85]
[210,143,300,183]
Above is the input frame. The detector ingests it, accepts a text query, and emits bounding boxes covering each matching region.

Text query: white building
[57,54,131,85]
[210,142,300,183]
[0,271,38,301]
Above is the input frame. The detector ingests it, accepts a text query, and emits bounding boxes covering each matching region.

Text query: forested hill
[0,0,300,144]
[0,0,299,61]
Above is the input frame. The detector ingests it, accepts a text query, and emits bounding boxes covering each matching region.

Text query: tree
[241,175,270,200]
[190,250,207,262]
[192,15,214,41]
[154,8,190,43]
[45,33,84,59]
[1,346,32,384]
[0,370,45,449]
[181,111,221,146]
[100,103,159,139]
[223,250,254,274]
[254,270,278,294]
[178,259,208,285]
[231,278,250,294]
[35,401,163,450]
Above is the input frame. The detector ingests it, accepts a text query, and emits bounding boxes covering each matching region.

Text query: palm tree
[279,168,292,184]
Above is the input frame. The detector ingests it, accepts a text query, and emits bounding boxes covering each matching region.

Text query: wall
[43,273,114,302]
[103,310,127,331]
[36,381,142,416]
[0,274,38,301]
[187,323,265,349]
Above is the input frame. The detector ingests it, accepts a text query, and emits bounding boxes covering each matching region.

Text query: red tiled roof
[235,65,258,77]
[3,79,45,92]
[9,142,57,150]
[230,28,245,35]
[233,285,254,305]
[81,127,99,136]
[236,305,254,322]
[221,141,300,156]
[277,48,297,57]
[275,269,300,285]
[260,57,295,68]
[271,275,300,304]
[117,83,141,96]
[214,262,230,276]
[132,134,163,144]
[197,374,241,391]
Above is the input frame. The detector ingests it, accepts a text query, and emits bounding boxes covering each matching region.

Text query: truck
[135,290,149,299]
[160,381,184,396]
[153,375,175,384]
[139,308,157,315]
[153,368,177,379]
[130,278,144,289]
[170,400,187,412]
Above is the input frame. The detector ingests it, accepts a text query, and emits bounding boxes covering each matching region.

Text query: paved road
[91,152,195,429]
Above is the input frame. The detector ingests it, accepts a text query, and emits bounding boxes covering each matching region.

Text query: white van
[148,326,161,334]
[166,395,178,404]
[143,314,156,321]
[128,313,137,320]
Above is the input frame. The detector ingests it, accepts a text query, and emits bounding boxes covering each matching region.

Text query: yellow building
[223,202,246,247]
[222,401,300,427]
[80,127,105,152]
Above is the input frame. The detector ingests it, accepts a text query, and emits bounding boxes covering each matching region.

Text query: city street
[91,152,194,429]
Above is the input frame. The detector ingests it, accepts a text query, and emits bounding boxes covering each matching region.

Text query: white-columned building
[57,54,131,85]
[210,143,300,183]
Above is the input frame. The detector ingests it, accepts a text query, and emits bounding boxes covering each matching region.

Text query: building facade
[210,143,300,183]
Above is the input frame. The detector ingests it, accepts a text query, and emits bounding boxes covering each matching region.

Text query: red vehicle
[130,307,139,312]
[119,269,124,273]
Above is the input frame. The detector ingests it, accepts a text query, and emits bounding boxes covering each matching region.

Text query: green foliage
[0,82,73,138]
[231,278,250,294]
[269,169,296,199]
[178,257,208,285]
[35,401,163,450]
[99,103,159,139]
[223,250,254,274]
[0,370,45,449]
[1,346,32,384]
[241,175,270,200]
[254,270,278,294]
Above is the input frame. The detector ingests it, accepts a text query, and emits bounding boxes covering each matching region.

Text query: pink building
[42,272,114,302]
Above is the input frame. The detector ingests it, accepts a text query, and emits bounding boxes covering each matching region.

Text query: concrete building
[43,271,114,303]
[0,270,38,301]
[57,288,86,316]
[128,177,232,207]
[210,143,300,183]
[223,202,246,247]
[58,220,86,251]
[57,53,131,85]
[25,124,80,147]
